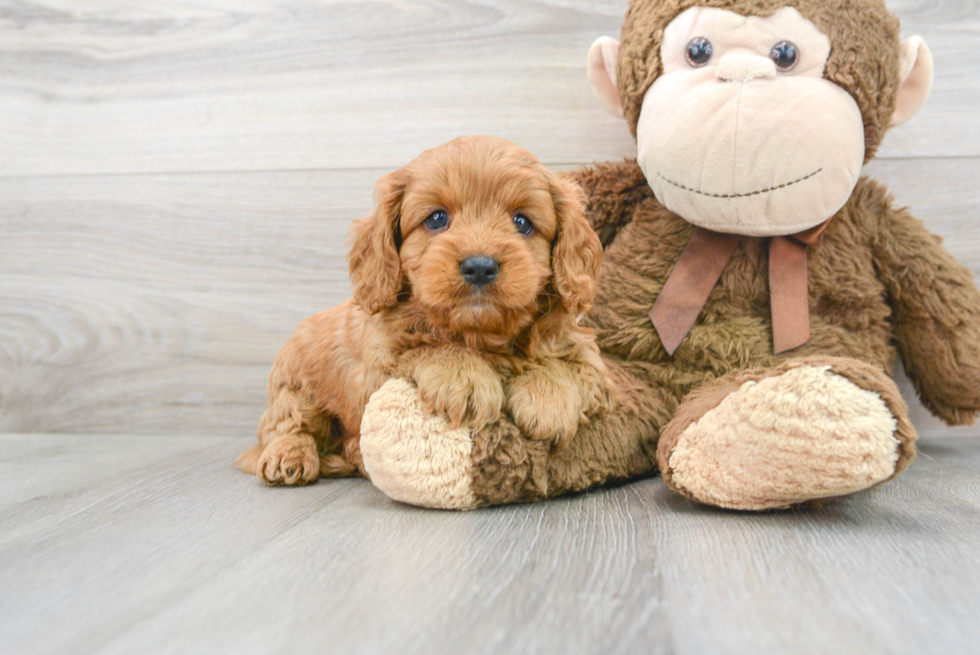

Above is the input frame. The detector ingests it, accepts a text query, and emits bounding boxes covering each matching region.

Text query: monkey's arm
[562,159,652,248]
[869,182,980,425]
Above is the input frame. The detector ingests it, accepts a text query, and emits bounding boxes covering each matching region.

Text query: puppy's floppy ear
[348,169,406,313]
[549,175,602,314]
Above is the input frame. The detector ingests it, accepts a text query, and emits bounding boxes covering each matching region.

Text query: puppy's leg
[237,369,363,485]
[320,429,363,478]
[505,358,616,444]
[505,361,581,443]
[573,358,617,422]
[399,346,505,430]
[233,383,322,485]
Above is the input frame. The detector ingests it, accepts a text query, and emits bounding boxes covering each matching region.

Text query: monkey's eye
[513,213,534,236]
[685,37,713,67]
[424,210,449,231]
[770,41,799,71]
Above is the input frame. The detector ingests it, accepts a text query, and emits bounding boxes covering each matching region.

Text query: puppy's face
[349,136,602,339]
[398,145,557,335]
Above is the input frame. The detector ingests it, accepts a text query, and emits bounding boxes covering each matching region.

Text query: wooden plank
[0,169,363,435]
[0,0,977,178]
[1,158,978,437]
[0,434,377,655]
[0,433,977,655]
[0,433,239,514]
[644,437,980,655]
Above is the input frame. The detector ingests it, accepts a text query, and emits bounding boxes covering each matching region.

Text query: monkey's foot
[657,357,917,511]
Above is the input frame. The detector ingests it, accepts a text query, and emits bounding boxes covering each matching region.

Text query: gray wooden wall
[1,0,977,438]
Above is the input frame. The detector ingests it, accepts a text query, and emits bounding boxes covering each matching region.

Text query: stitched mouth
[657,168,822,199]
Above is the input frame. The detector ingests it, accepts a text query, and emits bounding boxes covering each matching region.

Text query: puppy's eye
[685,37,712,67]
[424,210,449,231]
[513,213,534,236]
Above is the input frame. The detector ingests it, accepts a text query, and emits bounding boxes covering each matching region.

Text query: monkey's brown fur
[441,0,980,508]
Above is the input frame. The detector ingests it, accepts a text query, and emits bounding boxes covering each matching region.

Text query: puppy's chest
[462,348,544,381]
[389,331,528,380]
[467,350,527,379]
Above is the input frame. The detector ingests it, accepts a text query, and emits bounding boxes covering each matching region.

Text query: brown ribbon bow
[648,222,830,356]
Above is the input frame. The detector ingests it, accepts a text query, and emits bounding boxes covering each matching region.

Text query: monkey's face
[638,7,865,236]
[588,3,932,238]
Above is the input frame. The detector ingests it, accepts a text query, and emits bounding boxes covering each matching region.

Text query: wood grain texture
[0,0,978,438]
[2,159,977,436]
[0,169,359,434]
[0,0,978,179]
[0,433,978,655]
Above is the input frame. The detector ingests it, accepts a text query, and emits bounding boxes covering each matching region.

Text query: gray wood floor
[1,433,979,655]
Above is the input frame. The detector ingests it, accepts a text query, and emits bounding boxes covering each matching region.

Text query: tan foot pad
[668,365,900,510]
[360,378,478,510]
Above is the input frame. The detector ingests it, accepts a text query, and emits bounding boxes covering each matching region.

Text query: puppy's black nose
[460,255,500,287]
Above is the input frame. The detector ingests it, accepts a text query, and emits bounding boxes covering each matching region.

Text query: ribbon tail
[649,228,739,356]
[769,235,811,354]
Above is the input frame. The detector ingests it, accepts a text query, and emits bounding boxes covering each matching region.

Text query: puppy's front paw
[257,435,320,486]
[578,366,617,419]
[413,359,504,430]
[506,371,580,443]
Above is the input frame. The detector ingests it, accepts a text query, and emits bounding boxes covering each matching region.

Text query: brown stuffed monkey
[357,0,980,511]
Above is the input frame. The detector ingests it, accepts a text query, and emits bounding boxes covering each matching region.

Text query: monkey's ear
[890,36,933,127]
[347,170,406,314]
[588,36,624,118]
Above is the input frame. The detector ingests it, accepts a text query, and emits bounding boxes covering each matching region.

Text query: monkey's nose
[716,54,777,82]
[460,255,500,287]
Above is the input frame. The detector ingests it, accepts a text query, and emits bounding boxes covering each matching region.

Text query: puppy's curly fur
[234,136,615,485]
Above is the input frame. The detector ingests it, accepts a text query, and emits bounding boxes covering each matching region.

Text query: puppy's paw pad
[257,437,320,486]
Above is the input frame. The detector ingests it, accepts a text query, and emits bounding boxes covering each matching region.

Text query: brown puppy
[234,136,614,485]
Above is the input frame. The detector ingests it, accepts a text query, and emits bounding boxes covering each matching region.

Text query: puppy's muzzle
[460,255,500,287]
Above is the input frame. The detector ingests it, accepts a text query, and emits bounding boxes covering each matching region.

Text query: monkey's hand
[872,184,980,425]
